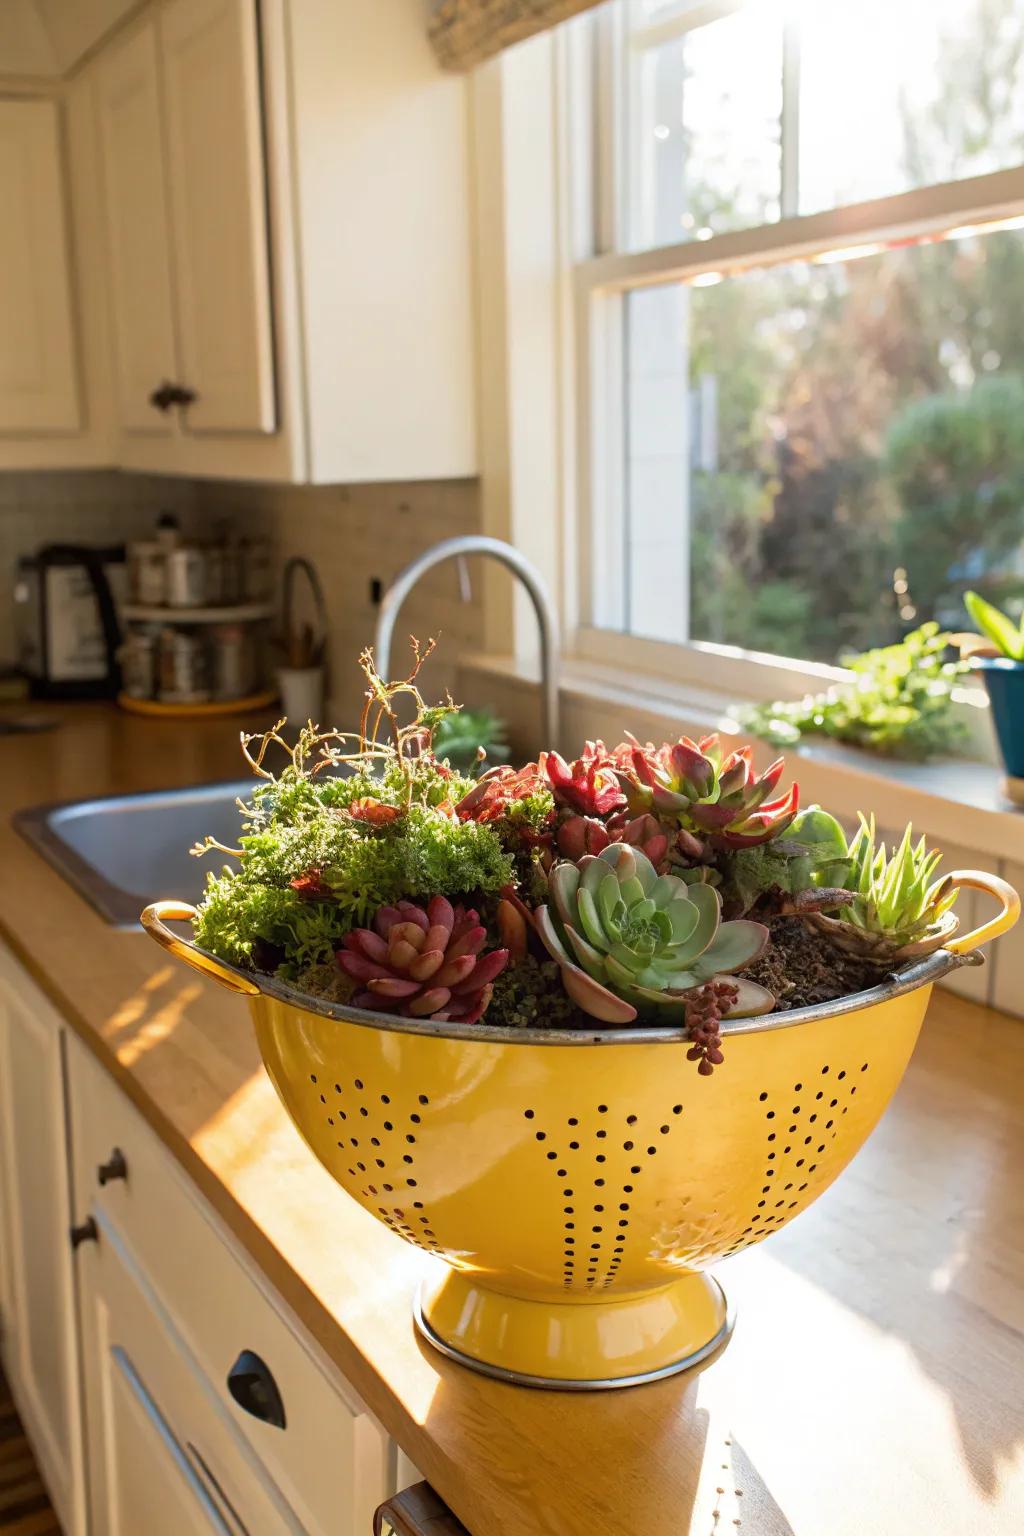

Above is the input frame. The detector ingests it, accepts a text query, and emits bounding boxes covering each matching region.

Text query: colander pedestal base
[415,1270,733,1390]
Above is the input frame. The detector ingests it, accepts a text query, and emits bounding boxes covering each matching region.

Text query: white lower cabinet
[0,948,85,1536]
[0,943,406,1536]
[78,1212,304,1534]
[68,1034,393,1535]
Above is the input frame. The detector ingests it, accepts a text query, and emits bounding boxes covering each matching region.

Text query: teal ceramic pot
[973,658,1024,778]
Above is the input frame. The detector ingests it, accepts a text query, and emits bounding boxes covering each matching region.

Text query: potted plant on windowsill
[142,640,1019,1391]
[960,591,1024,787]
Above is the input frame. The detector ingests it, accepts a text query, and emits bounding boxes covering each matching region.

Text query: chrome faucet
[373,536,560,751]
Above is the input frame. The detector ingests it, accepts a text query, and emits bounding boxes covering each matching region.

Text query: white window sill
[456,651,1024,866]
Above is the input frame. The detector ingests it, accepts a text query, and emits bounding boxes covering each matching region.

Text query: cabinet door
[0,954,84,1536]
[96,17,179,434]
[159,0,276,434]
[0,98,81,434]
[96,1348,231,1536]
[78,1213,302,1536]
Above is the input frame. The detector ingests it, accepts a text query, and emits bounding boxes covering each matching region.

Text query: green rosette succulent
[535,843,773,1024]
[795,810,961,965]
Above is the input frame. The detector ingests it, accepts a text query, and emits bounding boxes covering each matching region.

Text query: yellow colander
[143,870,1017,1390]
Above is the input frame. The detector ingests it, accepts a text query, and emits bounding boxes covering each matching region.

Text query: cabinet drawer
[79,1212,302,1535]
[67,1036,390,1536]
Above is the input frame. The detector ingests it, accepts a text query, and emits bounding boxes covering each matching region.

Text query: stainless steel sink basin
[13,781,254,929]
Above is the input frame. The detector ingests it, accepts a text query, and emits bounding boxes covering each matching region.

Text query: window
[574,0,1024,676]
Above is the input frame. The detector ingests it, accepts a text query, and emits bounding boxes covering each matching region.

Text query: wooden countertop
[2,703,1023,1536]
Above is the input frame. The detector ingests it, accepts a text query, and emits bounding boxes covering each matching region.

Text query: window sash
[570,4,1024,689]
[580,164,1024,294]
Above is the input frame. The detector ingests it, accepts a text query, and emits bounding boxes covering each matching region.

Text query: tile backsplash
[0,470,484,719]
[194,478,484,720]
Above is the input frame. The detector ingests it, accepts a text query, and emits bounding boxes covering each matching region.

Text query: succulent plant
[805,814,960,965]
[684,980,741,1075]
[454,762,547,823]
[620,736,799,848]
[431,706,510,773]
[338,896,509,1023]
[535,843,773,1025]
[555,811,670,866]
[961,590,1024,661]
[541,745,626,817]
[555,815,612,859]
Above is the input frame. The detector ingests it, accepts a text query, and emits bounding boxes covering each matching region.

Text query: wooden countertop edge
[0,912,479,1520]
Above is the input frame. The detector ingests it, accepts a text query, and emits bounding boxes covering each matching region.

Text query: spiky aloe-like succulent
[962,590,1024,661]
[620,736,799,848]
[338,896,509,1023]
[535,844,773,1025]
[806,814,960,965]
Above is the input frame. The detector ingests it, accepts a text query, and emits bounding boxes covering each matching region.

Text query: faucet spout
[373,536,560,752]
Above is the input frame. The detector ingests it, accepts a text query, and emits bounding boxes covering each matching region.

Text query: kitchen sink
[13,781,254,929]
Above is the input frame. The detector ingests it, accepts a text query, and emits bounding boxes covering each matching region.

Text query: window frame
[568,0,1024,698]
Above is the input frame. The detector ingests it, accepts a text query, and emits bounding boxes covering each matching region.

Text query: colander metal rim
[192,933,974,1046]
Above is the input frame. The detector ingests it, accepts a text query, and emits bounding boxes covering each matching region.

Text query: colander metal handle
[140,901,260,996]
[943,870,1020,954]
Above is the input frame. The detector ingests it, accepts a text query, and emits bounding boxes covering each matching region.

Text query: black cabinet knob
[70,1216,98,1249]
[149,381,198,412]
[98,1147,128,1186]
[226,1350,286,1429]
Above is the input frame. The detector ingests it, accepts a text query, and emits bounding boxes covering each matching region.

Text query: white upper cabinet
[3,0,476,482]
[96,18,178,434]
[97,0,275,440]
[0,97,80,434]
[158,0,275,434]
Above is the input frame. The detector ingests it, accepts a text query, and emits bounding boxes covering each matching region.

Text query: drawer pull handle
[97,1147,128,1186]
[226,1350,286,1429]
[70,1216,99,1249]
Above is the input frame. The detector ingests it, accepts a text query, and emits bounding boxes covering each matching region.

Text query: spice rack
[117,687,278,718]
[121,602,274,625]
[118,515,277,716]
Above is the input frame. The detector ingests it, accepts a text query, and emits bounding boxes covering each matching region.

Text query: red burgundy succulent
[684,980,739,1076]
[541,744,626,818]
[348,797,403,825]
[454,762,545,824]
[289,868,333,900]
[620,735,799,848]
[338,896,509,1024]
[555,810,670,867]
[555,815,611,859]
[608,811,670,867]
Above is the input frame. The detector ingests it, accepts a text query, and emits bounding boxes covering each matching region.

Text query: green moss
[192,752,512,974]
[192,875,351,973]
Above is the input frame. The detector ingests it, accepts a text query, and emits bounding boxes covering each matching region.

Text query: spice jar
[118,626,159,698]
[166,546,208,608]
[158,628,208,701]
[129,542,166,606]
[211,624,252,700]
